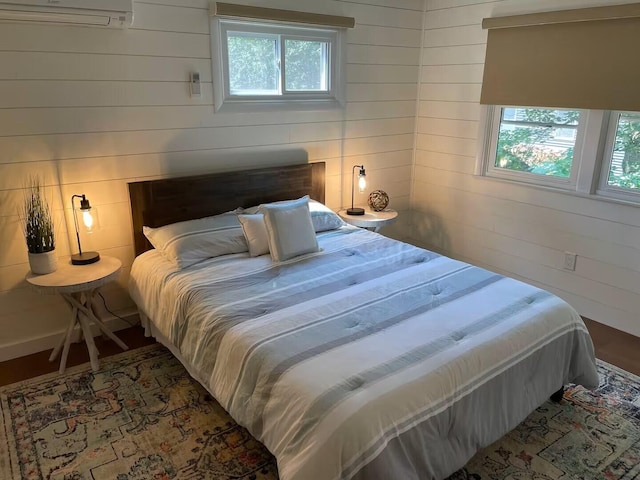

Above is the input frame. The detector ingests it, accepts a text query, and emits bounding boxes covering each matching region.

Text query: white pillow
[238,214,270,257]
[244,197,344,233]
[260,197,319,262]
[308,199,346,232]
[143,212,247,268]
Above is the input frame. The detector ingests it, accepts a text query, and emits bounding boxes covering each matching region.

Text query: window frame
[482,105,587,190]
[477,106,640,206]
[596,111,640,202]
[211,18,345,112]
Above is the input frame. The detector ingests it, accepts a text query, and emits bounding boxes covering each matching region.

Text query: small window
[212,19,343,111]
[599,112,640,198]
[484,106,585,187]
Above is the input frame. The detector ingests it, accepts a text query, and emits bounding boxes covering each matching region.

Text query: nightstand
[338,208,398,233]
[26,256,128,374]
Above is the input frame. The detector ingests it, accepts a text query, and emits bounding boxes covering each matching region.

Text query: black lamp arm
[71,194,86,256]
[351,165,364,210]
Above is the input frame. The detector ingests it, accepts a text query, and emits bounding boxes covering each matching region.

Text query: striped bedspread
[129,227,599,480]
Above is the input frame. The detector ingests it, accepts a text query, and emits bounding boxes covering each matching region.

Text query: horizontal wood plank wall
[0,0,423,359]
[412,0,640,337]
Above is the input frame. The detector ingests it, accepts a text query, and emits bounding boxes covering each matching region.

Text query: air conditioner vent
[0,0,134,28]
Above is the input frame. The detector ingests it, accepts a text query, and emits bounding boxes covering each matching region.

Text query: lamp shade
[358,173,366,193]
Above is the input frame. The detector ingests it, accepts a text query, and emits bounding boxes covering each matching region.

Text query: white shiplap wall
[412,0,640,337]
[0,0,423,359]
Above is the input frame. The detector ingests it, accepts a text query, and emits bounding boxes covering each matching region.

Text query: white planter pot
[29,250,58,275]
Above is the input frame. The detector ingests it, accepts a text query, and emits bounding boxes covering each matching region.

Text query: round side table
[26,256,128,374]
[338,208,398,233]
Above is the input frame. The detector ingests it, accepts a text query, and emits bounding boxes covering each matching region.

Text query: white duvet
[129,227,599,480]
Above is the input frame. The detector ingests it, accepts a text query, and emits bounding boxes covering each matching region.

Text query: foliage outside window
[485,107,583,188]
[605,112,640,190]
[211,19,342,111]
[495,108,579,179]
[227,32,279,95]
[481,106,640,203]
[284,39,328,92]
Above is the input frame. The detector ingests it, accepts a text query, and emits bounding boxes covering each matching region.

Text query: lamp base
[71,252,100,265]
[346,207,365,216]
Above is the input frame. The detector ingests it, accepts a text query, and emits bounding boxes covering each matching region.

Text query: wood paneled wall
[0,0,423,359]
[411,0,640,337]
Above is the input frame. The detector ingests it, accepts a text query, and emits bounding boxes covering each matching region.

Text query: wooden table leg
[57,302,79,374]
[50,306,76,362]
[78,313,99,371]
[60,289,128,372]
[61,292,100,371]
[84,289,128,350]
[87,308,129,351]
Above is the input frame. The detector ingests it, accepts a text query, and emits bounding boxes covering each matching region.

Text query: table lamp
[71,194,100,265]
[347,165,366,215]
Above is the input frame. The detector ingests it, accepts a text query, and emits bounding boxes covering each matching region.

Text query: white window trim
[480,105,586,190]
[597,111,640,203]
[210,17,346,113]
[477,106,640,206]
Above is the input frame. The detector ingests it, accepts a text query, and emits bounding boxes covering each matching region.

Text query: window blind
[480,3,640,111]
[212,2,355,29]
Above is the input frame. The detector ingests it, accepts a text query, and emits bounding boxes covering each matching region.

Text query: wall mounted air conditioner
[0,0,134,28]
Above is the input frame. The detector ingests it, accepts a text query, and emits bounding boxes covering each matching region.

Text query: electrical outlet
[563,252,577,271]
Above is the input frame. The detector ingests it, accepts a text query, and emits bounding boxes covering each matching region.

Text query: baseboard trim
[0,309,140,363]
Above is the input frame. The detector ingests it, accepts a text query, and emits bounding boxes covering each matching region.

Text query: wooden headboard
[128,162,325,256]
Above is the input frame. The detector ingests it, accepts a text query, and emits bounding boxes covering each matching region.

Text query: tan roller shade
[480,3,640,111]
[213,2,355,28]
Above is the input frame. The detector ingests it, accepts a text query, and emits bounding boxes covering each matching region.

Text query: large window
[479,107,640,203]
[211,19,343,111]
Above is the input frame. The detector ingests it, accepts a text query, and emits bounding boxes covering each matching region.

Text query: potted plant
[22,178,57,274]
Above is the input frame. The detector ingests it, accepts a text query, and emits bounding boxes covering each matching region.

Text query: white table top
[338,208,398,229]
[26,256,122,295]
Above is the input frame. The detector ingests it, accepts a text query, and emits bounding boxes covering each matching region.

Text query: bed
[127,162,599,480]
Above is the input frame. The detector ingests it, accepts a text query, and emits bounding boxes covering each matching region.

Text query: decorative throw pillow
[244,197,345,233]
[238,214,270,257]
[143,212,247,268]
[260,197,319,262]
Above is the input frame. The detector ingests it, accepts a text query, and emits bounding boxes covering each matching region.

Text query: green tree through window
[495,108,579,178]
[228,34,278,94]
[608,113,640,190]
[285,39,326,91]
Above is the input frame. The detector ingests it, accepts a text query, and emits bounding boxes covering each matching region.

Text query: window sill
[485,170,575,191]
[475,174,640,209]
[214,98,344,114]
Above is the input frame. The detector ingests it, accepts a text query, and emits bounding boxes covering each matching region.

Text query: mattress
[129,226,599,480]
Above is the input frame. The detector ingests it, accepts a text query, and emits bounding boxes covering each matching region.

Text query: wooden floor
[0,318,638,388]
[583,318,640,377]
[0,326,156,387]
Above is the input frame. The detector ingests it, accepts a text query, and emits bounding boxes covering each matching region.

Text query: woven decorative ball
[367,190,389,212]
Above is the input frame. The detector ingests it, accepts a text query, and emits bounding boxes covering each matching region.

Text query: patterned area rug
[1,344,639,480]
